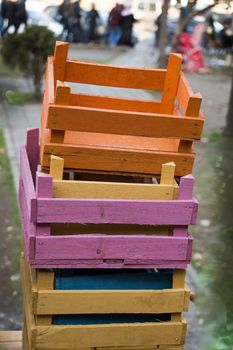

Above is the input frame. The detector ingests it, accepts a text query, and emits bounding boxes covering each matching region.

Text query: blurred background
[0,0,232,349]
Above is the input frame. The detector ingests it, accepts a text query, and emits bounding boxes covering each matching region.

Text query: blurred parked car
[26,10,63,37]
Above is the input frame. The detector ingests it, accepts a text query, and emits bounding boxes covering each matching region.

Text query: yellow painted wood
[51,223,171,236]
[36,322,185,349]
[0,332,184,350]
[160,162,176,185]
[36,270,54,326]
[36,289,187,315]
[173,270,186,289]
[52,180,175,200]
[50,156,64,181]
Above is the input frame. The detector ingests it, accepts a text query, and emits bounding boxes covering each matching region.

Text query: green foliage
[1,25,55,99]
[5,90,34,104]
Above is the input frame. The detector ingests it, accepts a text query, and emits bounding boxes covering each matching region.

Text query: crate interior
[53,269,173,325]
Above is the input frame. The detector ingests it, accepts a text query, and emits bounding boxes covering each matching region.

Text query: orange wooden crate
[40,41,204,177]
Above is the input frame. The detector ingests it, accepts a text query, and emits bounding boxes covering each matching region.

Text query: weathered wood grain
[65,60,166,90]
[47,104,204,140]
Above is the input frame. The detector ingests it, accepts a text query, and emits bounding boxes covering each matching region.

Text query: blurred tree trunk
[223,71,233,137]
[158,0,170,68]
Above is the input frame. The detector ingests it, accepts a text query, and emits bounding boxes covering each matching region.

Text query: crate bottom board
[41,130,195,177]
[24,320,186,350]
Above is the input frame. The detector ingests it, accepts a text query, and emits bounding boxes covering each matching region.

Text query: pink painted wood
[19,128,198,269]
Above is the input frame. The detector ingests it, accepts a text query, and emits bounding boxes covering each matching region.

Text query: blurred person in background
[107,3,123,46]
[2,0,27,36]
[72,0,83,42]
[86,2,99,43]
[218,18,233,52]
[119,3,137,47]
[58,0,73,41]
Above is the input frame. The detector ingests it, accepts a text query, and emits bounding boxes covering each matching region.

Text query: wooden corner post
[178,92,202,153]
[160,53,182,114]
[54,41,69,86]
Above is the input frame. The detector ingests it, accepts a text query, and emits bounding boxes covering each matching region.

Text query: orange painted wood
[177,73,203,153]
[54,41,68,86]
[160,54,182,114]
[47,104,204,140]
[65,60,166,90]
[41,131,195,176]
[50,81,70,143]
[69,93,162,113]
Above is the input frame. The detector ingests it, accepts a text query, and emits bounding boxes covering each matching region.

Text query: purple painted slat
[186,234,193,260]
[36,198,196,225]
[35,235,190,260]
[26,128,40,185]
[19,146,37,222]
[35,173,53,235]
[178,175,194,199]
[191,198,199,224]
[28,259,189,269]
[19,179,35,260]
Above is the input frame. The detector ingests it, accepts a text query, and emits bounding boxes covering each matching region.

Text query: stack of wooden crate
[19,41,204,350]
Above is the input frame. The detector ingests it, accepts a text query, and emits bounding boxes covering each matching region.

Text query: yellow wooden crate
[21,254,189,350]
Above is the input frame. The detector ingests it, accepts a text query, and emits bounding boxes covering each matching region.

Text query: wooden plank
[178,93,202,153]
[0,332,183,350]
[42,143,195,177]
[36,198,197,224]
[160,162,175,186]
[35,235,190,261]
[36,289,188,315]
[35,173,52,236]
[50,81,70,143]
[36,322,185,348]
[36,269,54,326]
[52,180,175,200]
[50,156,64,181]
[20,145,37,222]
[161,54,182,114]
[26,128,39,185]
[18,179,36,260]
[47,104,204,140]
[70,92,162,113]
[65,60,166,90]
[54,41,69,84]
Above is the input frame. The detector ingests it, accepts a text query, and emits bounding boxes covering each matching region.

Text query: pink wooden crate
[19,129,198,269]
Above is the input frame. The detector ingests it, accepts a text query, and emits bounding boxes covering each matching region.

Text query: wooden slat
[52,180,175,200]
[54,41,69,85]
[0,332,183,350]
[36,198,196,225]
[50,156,64,181]
[36,268,54,326]
[36,289,189,315]
[65,60,166,90]
[36,322,185,348]
[160,54,182,114]
[178,93,202,153]
[50,81,70,143]
[35,235,191,261]
[160,162,175,186]
[47,104,204,140]
[70,92,162,113]
[20,145,37,222]
[42,142,195,177]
